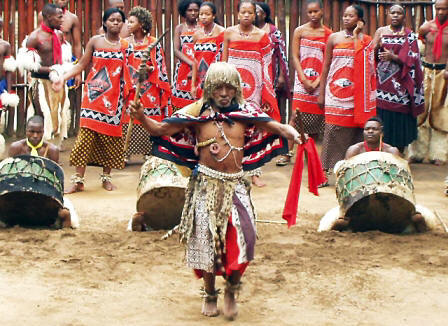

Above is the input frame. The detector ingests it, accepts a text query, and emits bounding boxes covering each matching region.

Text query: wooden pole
[332,0,340,32]
[369,3,377,36]
[215,0,225,27]
[150,0,157,36]
[378,2,386,27]
[84,0,91,46]
[323,0,331,27]
[172,0,180,32]
[27,0,34,34]
[277,0,286,40]
[225,0,232,27]
[268,0,275,20]
[165,0,172,78]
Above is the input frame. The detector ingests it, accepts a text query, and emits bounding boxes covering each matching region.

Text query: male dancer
[18,4,71,148]
[130,62,300,320]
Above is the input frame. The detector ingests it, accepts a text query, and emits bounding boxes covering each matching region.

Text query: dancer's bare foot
[131,212,148,232]
[332,217,350,231]
[251,175,266,188]
[102,180,116,191]
[65,183,84,194]
[412,212,427,233]
[201,294,219,317]
[223,285,238,320]
[58,208,72,228]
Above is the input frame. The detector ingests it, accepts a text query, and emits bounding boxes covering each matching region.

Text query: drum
[136,156,189,230]
[0,155,64,227]
[335,152,416,233]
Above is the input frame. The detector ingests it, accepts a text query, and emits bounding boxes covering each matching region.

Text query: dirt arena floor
[0,138,447,325]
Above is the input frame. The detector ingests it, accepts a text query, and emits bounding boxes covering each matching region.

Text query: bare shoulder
[0,40,10,54]
[375,26,388,36]
[89,35,104,48]
[216,25,225,33]
[384,144,401,157]
[175,23,184,34]
[419,20,434,36]
[8,140,26,156]
[253,26,266,41]
[294,24,306,36]
[45,142,60,163]
[345,142,363,159]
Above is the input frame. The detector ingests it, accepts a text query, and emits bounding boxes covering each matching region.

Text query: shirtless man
[19,4,69,147]
[408,0,448,165]
[0,18,19,137]
[54,0,82,136]
[98,0,130,38]
[130,62,300,320]
[345,117,401,159]
[8,115,79,229]
[321,116,427,233]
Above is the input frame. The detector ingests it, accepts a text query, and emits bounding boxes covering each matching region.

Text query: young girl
[222,0,279,187]
[53,8,130,193]
[190,2,225,99]
[172,0,201,110]
[121,6,171,161]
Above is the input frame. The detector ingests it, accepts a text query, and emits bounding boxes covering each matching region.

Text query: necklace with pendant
[203,23,215,37]
[104,35,120,46]
[344,30,355,39]
[185,23,196,33]
[132,34,147,45]
[238,25,253,39]
[388,25,404,35]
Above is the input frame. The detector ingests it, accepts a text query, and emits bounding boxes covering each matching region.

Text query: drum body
[137,156,189,230]
[335,152,415,233]
[0,155,64,227]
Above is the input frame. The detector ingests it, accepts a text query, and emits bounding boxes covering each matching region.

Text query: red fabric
[80,48,128,137]
[325,36,376,128]
[193,213,249,279]
[193,32,224,99]
[172,30,196,109]
[121,37,172,124]
[282,138,327,227]
[353,35,376,127]
[227,34,280,121]
[363,141,382,152]
[434,17,448,61]
[292,26,333,115]
[40,23,62,64]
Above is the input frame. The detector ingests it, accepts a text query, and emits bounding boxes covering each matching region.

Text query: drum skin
[335,152,416,233]
[0,155,64,227]
[137,156,188,230]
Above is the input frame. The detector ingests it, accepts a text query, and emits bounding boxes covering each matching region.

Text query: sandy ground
[0,137,448,325]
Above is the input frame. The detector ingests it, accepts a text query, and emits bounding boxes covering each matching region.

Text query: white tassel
[318,206,341,232]
[17,47,42,75]
[61,41,73,63]
[0,134,5,159]
[3,56,17,72]
[49,64,65,83]
[0,91,19,108]
[49,63,74,83]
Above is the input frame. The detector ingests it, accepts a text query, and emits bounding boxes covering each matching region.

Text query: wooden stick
[124,30,169,153]
[256,219,287,224]
[434,210,448,233]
